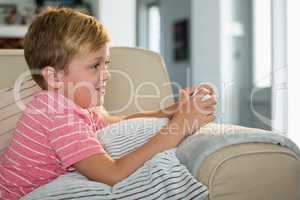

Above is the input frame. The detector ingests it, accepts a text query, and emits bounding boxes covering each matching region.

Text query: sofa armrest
[197,143,300,200]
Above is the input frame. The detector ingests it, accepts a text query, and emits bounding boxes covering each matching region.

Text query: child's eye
[105,60,111,65]
[90,63,100,69]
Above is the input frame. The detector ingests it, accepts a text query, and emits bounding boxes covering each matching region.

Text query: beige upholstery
[0,50,29,89]
[0,50,38,154]
[105,47,174,115]
[0,81,40,154]
[0,48,299,200]
[197,123,300,200]
[198,143,300,200]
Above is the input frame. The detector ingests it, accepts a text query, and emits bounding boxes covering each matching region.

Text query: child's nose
[100,69,111,81]
[105,70,111,81]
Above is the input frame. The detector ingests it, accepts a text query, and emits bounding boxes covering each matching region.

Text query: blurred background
[0,0,296,145]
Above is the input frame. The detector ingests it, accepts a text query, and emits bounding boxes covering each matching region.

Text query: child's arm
[95,85,216,124]
[74,89,216,186]
[125,103,179,119]
[93,103,178,124]
[73,116,185,186]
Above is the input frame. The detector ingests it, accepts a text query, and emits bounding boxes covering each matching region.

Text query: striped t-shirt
[0,90,107,200]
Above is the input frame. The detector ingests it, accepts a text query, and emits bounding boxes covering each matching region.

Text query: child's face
[60,44,110,109]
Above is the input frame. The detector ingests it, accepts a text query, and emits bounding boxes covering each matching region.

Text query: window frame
[137,0,161,52]
[252,0,273,88]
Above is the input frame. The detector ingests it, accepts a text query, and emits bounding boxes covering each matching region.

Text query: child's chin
[76,97,103,109]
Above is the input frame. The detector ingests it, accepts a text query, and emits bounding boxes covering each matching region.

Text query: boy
[0,7,216,199]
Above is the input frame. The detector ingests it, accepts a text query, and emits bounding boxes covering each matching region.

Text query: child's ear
[41,66,64,89]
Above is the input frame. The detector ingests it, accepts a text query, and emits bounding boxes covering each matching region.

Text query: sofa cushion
[0,78,40,154]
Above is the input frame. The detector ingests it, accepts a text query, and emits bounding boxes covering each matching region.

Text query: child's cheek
[74,86,92,108]
[73,86,102,108]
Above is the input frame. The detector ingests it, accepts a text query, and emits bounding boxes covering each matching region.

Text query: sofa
[0,47,299,200]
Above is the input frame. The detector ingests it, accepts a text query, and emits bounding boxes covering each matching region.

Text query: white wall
[191,0,221,87]
[220,0,237,124]
[272,0,287,133]
[191,0,223,121]
[136,0,191,97]
[160,0,191,96]
[191,0,260,127]
[98,0,270,129]
[288,0,300,146]
[99,0,136,47]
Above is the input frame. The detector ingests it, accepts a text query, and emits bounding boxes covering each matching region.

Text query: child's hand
[73,87,216,186]
[171,88,216,136]
[183,83,218,99]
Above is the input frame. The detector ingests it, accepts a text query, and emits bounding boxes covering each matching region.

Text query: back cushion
[0,78,41,155]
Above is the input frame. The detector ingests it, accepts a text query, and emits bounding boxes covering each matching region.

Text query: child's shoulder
[16,91,86,132]
[25,90,87,120]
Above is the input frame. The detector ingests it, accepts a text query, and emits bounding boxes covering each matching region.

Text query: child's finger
[205,114,216,123]
[179,89,190,102]
[183,86,197,96]
[191,88,210,99]
[198,83,218,97]
[201,97,217,107]
[196,106,215,115]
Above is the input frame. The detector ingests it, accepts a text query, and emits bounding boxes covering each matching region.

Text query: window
[147,4,161,53]
[253,0,272,87]
[288,0,300,146]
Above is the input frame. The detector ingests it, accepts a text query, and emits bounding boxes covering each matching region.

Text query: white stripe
[51,121,84,132]
[46,93,64,106]
[27,104,53,121]
[47,94,87,115]
[14,139,46,156]
[0,183,21,198]
[48,154,61,163]
[55,114,76,119]
[47,94,72,110]
[0,197,11,200]
[56,140,78,152]
[4,156,58,178]
[46,94,76,115]
[16,129,51,150]
[4,154,21,166]
[1,169,38,193]
[0,172,22,197]
[10,148,46,165]
[51,130,84,144]
[56,138,91,153]
[34,166,58,176]
[19,120,46,138]
[11,165,23,172]
[0,170,13,184]
[19,187,26,195]
[36,97,57,113]
[25,113,51,131]
[62,145,101,161]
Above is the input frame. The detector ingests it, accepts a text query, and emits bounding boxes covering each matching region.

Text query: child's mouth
[96,86,106,95]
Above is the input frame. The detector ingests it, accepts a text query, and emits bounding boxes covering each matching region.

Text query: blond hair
[24,7,111,89]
